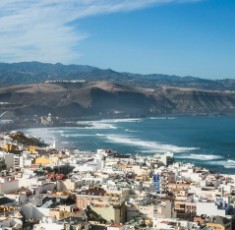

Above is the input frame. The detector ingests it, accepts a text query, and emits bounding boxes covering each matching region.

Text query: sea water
[23,116,235,174]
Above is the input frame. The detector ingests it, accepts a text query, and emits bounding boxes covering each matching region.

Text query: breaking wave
[91,122,117,129]
[226,160,235,168]
[125,129,139,133]
[23,128,55,145]
[100,134,198,153]
[113,118,143,123]
[49,130,64,134]
[176,154,223,161]
[61,133,94,138]
[94,118,143,123]
[206,159,235,169]
[76,121,117,129]
[75,118,143,129]
[96,133,103,137]
[150,117,176,120]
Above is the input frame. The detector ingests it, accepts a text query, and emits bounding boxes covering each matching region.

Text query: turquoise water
[23,116,235,174]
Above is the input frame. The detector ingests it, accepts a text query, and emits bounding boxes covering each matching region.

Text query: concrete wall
[4,152,14,169]
[5,193,27,204]
[92,205,116,222]
[60,179,76,191]
[0,218,17,228]
[0,179,19,193]
[156,200,175,218]
[92,203,126,224]
[127,204,154,220]
[21,204,50,219]
[197,202,225,217]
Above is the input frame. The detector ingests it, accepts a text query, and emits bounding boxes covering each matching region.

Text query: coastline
[16,116,235,175]
[1,115,235,176]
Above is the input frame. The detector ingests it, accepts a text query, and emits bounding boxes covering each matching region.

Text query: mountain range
[0,62,235,118]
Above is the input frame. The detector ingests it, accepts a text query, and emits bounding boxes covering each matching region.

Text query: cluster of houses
[0,131,234,229]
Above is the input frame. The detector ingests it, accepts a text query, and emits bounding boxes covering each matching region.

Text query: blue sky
[0,0,235,79]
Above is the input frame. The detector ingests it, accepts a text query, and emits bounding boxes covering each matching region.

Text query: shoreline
[2,116,235,175]
[2,113,235,131]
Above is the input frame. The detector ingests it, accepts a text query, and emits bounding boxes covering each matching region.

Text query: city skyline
[0,0,235,79]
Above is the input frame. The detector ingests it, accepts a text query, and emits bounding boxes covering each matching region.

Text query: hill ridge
[0,62,235,91]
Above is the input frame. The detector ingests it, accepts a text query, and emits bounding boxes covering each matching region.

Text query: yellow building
[49,209,72,220]
[35,155,59,165]
[3,143,18,152]
[27,145,37,153]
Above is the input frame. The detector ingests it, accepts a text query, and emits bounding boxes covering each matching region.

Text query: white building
[153,152,174,166]
[0,177,19,193]
[0,151,14,169]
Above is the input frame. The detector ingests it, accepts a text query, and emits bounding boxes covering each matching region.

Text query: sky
[0,0,235,79]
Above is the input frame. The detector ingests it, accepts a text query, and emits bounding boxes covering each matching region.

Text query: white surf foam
[96,133,103,137]
[84,118,143,124]
[113,118,143,123]
[93,122,117,129]
[23,128,55,145]
[91,122,117,129]
[225,160,235,168]
[176,154,222,161]
[61,133,94,137]
[103,134,197,153]
[75,121,117,129]
[207,159,235,169]
[49,130,64,134]
[75,118,143,129]
[150,117,176,120]
[125,129,139,133]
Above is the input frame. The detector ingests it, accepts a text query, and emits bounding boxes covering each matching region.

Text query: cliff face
[0,62,235,117]
[1,81,235,117]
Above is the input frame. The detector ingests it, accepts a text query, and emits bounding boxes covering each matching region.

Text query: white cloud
[0,0,202,64]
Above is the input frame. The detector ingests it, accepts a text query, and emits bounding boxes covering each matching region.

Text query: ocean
[23,116,235,174]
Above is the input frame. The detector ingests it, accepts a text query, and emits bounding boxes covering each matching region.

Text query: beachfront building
[153,152,174,166]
